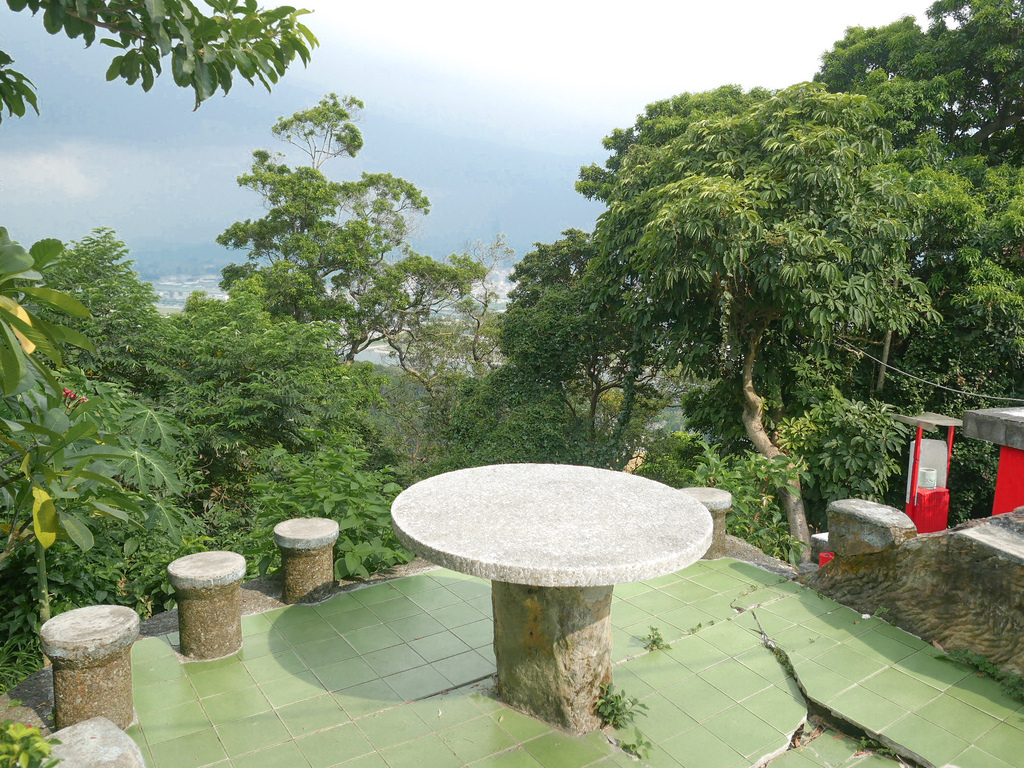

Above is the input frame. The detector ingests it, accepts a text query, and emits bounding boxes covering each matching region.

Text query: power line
[838,341,1024,405]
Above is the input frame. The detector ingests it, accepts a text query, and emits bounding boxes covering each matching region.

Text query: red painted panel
[909,488,950,533]
[993,445,1024,516]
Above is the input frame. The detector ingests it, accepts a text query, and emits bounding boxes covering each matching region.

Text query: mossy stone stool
[681,487,732,559]
[274,518,340,604]
[167,551,246,660]
[40,605,140,730]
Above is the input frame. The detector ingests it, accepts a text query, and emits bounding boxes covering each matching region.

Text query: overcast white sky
[0,0,936,268]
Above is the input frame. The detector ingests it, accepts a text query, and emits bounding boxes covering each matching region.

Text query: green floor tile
[626,590,686,617]
[659,579,718,604]
[661,673,735,722]
[333,678,403,719]
[243,648,308,684]
[294,636,358,668]
[860,667,941,710]
[915,693,1001,743]
[803,731,863,767]
[843,631,919,665]
[766,748,828,767]
[773,624,838,660]
[133,653,185,685]
[432,649,495,685]
[826,687,909,732]
[133,636,177,661]
[632,694,696,741]
[149,728,226,768]
[296,722,375,768]
[790,660,854,703]
[623,649,692,688]
[660,724,744,768]
[733,645,791,686]
[339,753,390,768]
[439,715,518,763]
[391,572,444,595]
[188,662,255,697]
[468,595,493,616]
[276,692,350,737]
[947,673,1024,719]
[260,668,327,707]
[367,595,423,623]
[740,682,807,734]
[880,712,971,766]
[217,709,291,757]
[346,623,404,655]
[947,745,1017,768]
[610,666,658,700]
[523,729,609,768]
[201,684,273,723]
[363,643,427,676]
[657,604,715,636]
[719,561,788,584]
[240,612,272,637]
[814,645,889,683]
[411,690,486,729]
[356,704,433,749]
[614,581,653,600]
[690,593,744,621]
[313,655,378,691]
[378,733,462,768]
[139,699,211,744]
[265,604,322,629]
[325,607,381,633]
[688,568,749,593]
[897,649,972,689]
[700,657,773,702]
[353,583,406,606]
[314,590,362,616]
[643,572,686,589]
[446,578,491,600]
[277,616,342,647]
[408,630,473,663]
[232,741,311,768]
[387,612,446,641]
[610,601,655,628]
[386,663,454,700]
[490,707,553,741]
[973,723,1024,765]
[695,619,763,657]
[472,748,546,768]
[239,627,291,658]
[664,634,727,673]
[134,675,198,713]
[704,704,787,759]
[409,587,465,611]
[449,617,493,648]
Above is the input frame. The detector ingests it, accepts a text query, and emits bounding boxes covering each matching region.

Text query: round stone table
[391,463,712,733]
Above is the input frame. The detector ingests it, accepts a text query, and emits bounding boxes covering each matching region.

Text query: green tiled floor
[124,560,1024,768]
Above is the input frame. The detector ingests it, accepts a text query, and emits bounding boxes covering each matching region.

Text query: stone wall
[801,503,1024,675]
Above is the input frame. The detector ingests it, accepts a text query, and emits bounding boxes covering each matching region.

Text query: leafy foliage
[2,0,317,115]
[640,626,670,652]
[595,684,648,730]
[242,436,412,580]
[0,719,59,768]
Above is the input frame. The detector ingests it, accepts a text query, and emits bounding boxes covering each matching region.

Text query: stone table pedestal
[274,518,340,604]
[391,463,712,733]
[167,551,246,660]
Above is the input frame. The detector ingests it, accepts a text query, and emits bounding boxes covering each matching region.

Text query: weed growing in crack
[596,685,648,729]
[641,626,671,651]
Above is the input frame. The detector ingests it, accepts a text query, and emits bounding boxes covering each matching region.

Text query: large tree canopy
[588,83,936,553]
[816,0,1024,162]
[1,0,317,119]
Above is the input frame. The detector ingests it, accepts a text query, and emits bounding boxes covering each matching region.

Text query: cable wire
[838,341,1024,405]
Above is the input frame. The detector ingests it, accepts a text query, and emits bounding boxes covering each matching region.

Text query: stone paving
[124,559,1024,768]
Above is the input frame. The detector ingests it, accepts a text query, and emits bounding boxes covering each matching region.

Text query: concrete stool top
[274,518,340,550]
[680,487,732,511]
[167,551,246,590]
[40,606,140,663]
[392,463,712,588]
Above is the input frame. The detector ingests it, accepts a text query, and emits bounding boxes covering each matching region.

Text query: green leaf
[58,511,94,551]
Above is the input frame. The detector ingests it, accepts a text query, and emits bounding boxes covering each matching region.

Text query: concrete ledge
[963,406,1024,449]
[827,499,916,556]
[50,717,146,768]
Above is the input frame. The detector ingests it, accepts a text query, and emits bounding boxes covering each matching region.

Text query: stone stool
[681,487,732,559]
[167,551,246,660]
[274,517,340,604]
[40,605,140,730]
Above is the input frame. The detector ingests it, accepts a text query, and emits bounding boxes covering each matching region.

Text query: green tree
[219,94,482,362]
[587,84,935,554]
[816,0,1024,162]
[1,0,317,118]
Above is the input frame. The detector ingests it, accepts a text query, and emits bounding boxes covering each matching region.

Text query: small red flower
[61,388,87,408]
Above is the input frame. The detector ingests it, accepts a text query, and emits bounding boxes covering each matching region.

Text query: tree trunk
[875,330,892,393]
[740,334,812,561]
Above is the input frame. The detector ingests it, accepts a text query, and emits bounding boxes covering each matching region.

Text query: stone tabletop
[391,463,713,587]
[963,406,1024,449]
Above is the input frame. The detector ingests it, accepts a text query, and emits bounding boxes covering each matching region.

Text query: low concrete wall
[801,503,1024,675]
